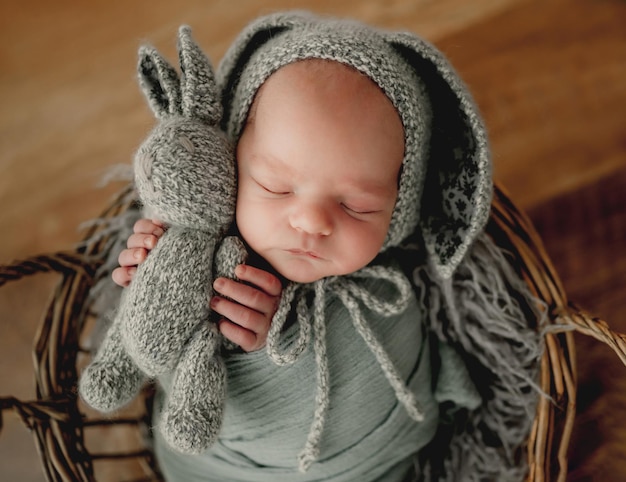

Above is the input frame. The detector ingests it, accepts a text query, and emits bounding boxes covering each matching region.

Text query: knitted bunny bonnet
[218,11,492,280]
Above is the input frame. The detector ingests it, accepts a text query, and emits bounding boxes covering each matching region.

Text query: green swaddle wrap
[154,261,481,481]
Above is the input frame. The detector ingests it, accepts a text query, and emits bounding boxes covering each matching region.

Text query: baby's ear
[137,45,182,119]
[177,26,221,125]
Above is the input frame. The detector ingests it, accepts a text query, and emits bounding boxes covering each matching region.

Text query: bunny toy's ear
[385,32,493,280]
[177,26,221,126]
[137,45,182,120]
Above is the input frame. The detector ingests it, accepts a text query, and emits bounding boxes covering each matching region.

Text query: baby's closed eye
[341,203,382,215]
[253,177,291,196]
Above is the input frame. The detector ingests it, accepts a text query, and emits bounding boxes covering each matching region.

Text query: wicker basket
[1,183,624,482]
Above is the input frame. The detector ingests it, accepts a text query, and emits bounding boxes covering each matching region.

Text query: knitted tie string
[266,282,311,366]
[335,279,424,422]
[265,265,421,472]
[334,265,424,421]
[342,265,413,315]
[298,279,330,472]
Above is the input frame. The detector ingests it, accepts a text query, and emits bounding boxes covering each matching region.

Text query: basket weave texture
[1,183,624,482]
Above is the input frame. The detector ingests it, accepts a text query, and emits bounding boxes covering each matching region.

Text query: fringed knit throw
[415,233,546,481]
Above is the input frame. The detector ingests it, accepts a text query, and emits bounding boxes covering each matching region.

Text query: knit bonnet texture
[217,11,492,279]
[224,17,432,251]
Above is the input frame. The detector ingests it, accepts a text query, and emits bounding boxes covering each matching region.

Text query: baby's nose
[289,201,333,236]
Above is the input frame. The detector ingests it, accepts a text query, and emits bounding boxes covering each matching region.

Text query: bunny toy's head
[134,26,236,233]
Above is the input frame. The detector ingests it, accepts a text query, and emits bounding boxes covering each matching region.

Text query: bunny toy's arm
[120,226,215,377]
[158,236,247,453]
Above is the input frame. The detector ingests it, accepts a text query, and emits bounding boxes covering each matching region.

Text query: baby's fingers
[213,277,276,316]
[126,233,159,250]
[128,220,164,249]
[112,266,136,287]
[112,220,164,288]
[118,247,149,268]
[218,320,262,352]
[210,296,270,349]
[234,265,282,297]
[120,220,164,267]
[133,219,165,237]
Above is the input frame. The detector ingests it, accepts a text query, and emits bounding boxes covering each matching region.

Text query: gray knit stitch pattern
[225,18,432,252]
[217,11,492,279]
[79,26,243,455]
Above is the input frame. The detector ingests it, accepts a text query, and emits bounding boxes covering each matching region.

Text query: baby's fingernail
[235,265,245,277]
[133,249,142,260]
[153,227,164,237]
[129,267,136,278]
[213,278,224,290]
[144,236,154,248]
[209,297,219,309]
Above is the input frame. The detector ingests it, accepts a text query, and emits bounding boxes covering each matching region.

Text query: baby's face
[235,60,404,283]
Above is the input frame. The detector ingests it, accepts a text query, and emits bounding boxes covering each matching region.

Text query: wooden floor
[1,0,624,480]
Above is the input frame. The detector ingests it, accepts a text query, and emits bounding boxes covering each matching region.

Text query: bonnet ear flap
[216,11,316,131]
[137,45,182,119]
[387,33,493,280]
[177,26,221,125]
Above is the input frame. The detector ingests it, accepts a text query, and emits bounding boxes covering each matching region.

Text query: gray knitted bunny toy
[79,26,243,454]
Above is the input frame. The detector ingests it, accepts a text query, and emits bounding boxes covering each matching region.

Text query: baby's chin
[271,259,350,284]
[273,264,326,284]
[282,272,326,284]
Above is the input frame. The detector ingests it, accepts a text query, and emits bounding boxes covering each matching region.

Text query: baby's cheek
[349,221,389,265]
[235,199,268,249]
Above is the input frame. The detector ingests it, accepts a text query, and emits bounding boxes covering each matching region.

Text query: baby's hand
[112,219,165,287]
[111,219,280,352]
[211,265,282,352]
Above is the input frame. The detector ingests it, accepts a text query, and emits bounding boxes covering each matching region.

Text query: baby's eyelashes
[341,203,381,215]
[255,179,291,196]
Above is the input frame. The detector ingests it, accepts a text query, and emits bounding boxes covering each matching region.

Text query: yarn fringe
[414,232,547,482]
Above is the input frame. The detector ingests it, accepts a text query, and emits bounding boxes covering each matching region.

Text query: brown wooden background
[1,0,624,480]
